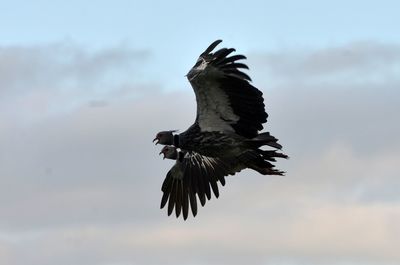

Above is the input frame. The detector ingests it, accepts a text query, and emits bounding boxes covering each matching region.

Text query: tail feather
[237,150,287,176]
[236,131,288,175]
[258,149,289,160]
[246,132,282,149]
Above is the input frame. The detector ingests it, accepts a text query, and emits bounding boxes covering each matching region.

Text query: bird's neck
[173,134,180,148]
[177,151,184,162]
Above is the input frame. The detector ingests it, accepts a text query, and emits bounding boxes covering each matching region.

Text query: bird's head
[152,130,176,145]
[159,145,178,160]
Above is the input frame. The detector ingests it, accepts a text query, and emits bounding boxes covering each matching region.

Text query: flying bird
[159,145,287,220]
[154,40,287,219]
[159,145,243,220]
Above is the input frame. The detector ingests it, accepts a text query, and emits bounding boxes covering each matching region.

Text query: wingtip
[202,39,223,55]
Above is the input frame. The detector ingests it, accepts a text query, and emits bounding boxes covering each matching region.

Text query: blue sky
[1,1,399,265]
[3,0,400,48]
[3,0,400,90]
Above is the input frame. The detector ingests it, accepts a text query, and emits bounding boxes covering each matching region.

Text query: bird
[154,40,287,219]
[159,145,287,220]
[159,145,242,220]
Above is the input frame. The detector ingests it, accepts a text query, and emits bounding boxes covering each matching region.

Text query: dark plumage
[187,39,267,139]
[159,146,243,220]
[159,145,288,219]
[154,40,288,219]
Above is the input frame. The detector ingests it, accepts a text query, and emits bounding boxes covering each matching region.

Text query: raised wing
[160,150,243,220]
[187,40,268,138]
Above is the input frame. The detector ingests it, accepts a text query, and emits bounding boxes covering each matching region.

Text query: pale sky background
[1,1,399,265]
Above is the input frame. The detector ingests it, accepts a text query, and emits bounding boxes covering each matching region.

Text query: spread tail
[237,149,287,176]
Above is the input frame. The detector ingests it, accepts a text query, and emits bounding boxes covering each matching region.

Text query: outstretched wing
[187,39,268,138]
[160,150,243,220]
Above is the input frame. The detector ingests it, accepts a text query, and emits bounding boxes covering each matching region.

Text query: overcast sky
[1,1,399,265]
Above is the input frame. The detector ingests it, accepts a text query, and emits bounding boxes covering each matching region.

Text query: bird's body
[175,123,243,157]
[154,40,288,219]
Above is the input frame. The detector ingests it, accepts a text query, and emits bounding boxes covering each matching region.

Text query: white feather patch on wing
[195,79,239,132]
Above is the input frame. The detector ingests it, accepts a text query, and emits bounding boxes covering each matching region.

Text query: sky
[1,1,399,265]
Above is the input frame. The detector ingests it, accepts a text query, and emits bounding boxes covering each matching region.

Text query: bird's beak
[159,150,165,159]
[153,137,159,145]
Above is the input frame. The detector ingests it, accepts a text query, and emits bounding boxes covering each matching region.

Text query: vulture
[159,145,287,220]
[154,40,287,219]
[159,145,243,220]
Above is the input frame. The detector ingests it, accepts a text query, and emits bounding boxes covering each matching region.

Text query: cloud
[0,91,196,229]
[0,41,399,265]
[250,41,400,85]
[246,41,400,158]
[1,202,399,265]
[0,42,151,125]
[0,42,149,92]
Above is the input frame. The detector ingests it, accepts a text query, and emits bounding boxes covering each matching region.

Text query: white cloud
[1,202,399,265]
[250,41,400,85]
[0,42,151,125]
[0,41,399,265]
